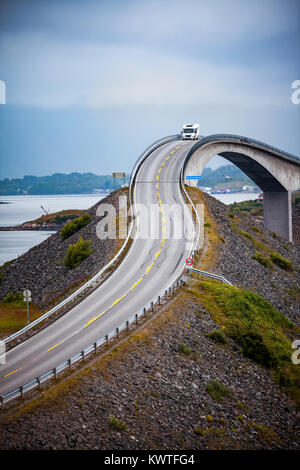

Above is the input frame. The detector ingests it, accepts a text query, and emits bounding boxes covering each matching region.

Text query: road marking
[47,344,60,352]
[145,262,154,274]
[130,277,143,291]
[4,369,19,378]
[79,143,181,331]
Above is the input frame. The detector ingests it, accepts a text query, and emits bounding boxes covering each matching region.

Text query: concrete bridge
[183,134,300,242]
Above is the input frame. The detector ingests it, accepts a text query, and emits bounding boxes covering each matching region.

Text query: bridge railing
[183,134,300,174]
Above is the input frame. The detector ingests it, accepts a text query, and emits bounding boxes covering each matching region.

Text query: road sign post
[23,289,31,325]
[185,258,193,289]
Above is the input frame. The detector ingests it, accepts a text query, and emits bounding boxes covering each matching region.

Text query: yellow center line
[47,344,60,352]
[4,369,19,378]
[130,277,143,291]
[145,262,154,274]
[80,145,180,332]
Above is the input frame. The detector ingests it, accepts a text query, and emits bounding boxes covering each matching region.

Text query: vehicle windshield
[183,129,195,133]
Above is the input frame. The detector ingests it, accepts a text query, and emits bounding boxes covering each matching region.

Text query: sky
[0,0,300,178]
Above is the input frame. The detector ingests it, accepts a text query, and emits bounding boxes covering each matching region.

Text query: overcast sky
[0,0,299,178]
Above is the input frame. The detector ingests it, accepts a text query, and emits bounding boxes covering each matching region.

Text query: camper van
[181,123,200,140]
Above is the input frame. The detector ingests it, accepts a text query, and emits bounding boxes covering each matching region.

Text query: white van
[181,123,200,140]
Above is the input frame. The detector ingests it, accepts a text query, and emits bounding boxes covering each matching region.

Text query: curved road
[0,139,196,398]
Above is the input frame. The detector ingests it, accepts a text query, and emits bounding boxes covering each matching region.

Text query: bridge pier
[263,191,292,242]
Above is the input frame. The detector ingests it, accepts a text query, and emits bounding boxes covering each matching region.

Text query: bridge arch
[182,135,300,242]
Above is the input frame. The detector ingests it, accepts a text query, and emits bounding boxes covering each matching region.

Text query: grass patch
[189,280,300,405]
[205,329,227,344]
[0,300,41,334]
[251,251,273,269]
[206,380,232,401]
[108,415,127,431]
[179,341,192,355]
[269,252,293,272]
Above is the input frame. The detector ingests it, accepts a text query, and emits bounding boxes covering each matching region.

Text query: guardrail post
[116,327,119,339]
[37,376,41,390]
[158,295,161,305]
[105,334,109,348]
[94,342,97,355]
[126,320,129,332]
[82,350,85,362]
[165,290,167,300]
[20,385,24,399]
[54,367,57,379]
[68,358,71,369]
[135,313,138,325]
[143,307,146,318]
[151,301,154,312]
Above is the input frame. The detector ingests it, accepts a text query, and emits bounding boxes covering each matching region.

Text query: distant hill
[0,172,129,195]
[199,164,257,189]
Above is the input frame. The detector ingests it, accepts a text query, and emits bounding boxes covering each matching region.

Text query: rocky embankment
[201,192,299,325]
[0,191,299,450]
[0,189,126,309]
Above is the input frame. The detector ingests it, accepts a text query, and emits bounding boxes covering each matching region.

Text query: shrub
[204,222,211,227]
[238,331,279,369]
[60,213,91,240]
[205,329,227,344]
[108,415,127,431]
[269,252,293,272]
[206,380,232,401]
[179,342,192,355]
[64,237,92,269]
[3,292,24,304]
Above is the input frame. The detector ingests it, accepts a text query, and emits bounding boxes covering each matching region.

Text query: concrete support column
[263,191,292,242]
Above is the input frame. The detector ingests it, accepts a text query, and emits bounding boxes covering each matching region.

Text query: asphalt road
[0,139,196,397]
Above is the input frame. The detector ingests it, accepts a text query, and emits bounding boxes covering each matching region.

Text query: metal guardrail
[1,134,187,407]
[0,279,185,408]
[187,267,233,285]
[3,135,181,346]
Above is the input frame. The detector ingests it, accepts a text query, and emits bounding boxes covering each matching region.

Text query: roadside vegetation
[188,280,300,406]
[60,213,91,240]
[230,200,263,218]
[64,237,93,269]
[0,292,41,336]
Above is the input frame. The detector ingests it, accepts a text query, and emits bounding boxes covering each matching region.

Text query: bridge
[0,133,299,405]
[183,134,300,242]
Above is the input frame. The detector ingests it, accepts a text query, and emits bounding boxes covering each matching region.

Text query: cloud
[0,31,292,109]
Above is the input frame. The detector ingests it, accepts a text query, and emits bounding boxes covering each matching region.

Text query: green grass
[206,380,232,401]
[205,329,227,344]
[251,251,273,269]
[179,342,192,355]
[108,415,127,431]
[269,252,293,272]
[189,280,300,405]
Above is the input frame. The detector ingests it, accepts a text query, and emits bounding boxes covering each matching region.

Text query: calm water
[0,193,106,266]
[0,191,260,266]
[212,192,260,205]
